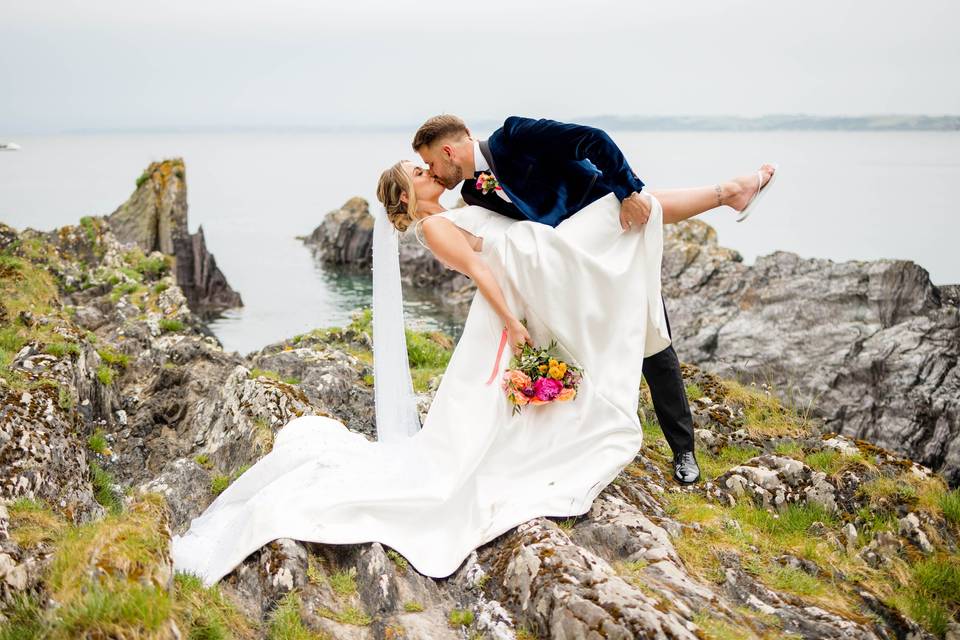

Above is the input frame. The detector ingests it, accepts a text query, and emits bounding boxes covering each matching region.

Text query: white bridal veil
[371,203,422,442]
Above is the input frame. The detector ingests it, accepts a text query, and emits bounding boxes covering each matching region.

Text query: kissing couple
[171,114,778,585]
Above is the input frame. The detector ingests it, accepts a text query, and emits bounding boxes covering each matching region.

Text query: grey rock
[302,197,374,265]
[660,220,960,486]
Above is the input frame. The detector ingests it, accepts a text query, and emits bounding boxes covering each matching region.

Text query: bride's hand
[506,319,533,356]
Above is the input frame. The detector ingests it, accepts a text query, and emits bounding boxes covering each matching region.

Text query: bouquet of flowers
[501,339,583,415]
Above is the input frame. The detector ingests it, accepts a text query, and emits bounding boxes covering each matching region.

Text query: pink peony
[533,377,563,402]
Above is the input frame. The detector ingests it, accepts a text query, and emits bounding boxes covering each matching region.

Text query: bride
[171,158,775,586]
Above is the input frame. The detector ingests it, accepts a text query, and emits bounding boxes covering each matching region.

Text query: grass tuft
[96,365,115,386]
[89,460,123,514]
[159,318,185,333]
[87,429,110,455]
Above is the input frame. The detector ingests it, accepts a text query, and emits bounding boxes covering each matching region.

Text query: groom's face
[418,142,463,190]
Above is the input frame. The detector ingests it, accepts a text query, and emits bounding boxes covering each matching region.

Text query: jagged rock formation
[660,221,960,487]
[305,198,960,487]
[3,199,960,638]
[107,158,243,317]
[302,196,374,265]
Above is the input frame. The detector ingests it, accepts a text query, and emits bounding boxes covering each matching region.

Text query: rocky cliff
[305,198,960,487]
[2,182,959,638]
[660,222,960,487]
[108,159,243,317]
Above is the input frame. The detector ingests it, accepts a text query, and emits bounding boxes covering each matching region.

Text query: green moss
[403,601,424,613]
[152,282,169,295]
[109,281,141,302]
[448,608,475,628]
[44,341,81,358]
[97,346,130,368]
[57,385,73,411]
[87,429,110,455]
[79,216,98,245]
[96,365,115,386]
[386,549,409,572]
[135,170,151,189]
[328,567,358,597]
[210,464,250,496]
[316,604,371,626]
[135,255,170,279]
[685,383,704,401]
[306,555,325,585]
[250,368,280,381]
[194,453,213,469]
[159,318,184,333]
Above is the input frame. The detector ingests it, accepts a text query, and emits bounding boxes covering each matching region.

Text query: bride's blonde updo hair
[376,161,421,233]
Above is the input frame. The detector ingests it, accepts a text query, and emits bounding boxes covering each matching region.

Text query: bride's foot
[720,164,777,213]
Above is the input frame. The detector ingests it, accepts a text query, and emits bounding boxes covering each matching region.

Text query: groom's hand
[619,191,651,231]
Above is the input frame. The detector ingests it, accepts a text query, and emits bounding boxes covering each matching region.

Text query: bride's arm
[420,217,529,343]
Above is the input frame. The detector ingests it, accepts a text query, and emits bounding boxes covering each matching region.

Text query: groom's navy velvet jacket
[460,116,645,228]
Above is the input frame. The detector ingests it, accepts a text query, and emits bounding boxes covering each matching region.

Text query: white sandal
[736,163,779,222]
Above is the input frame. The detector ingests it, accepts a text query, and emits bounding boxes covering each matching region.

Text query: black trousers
[641,301,695,454]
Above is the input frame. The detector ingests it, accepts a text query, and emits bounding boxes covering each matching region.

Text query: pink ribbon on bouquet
[485,327,509,385]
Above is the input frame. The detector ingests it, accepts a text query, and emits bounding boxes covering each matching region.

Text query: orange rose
[556,388,576,402]
[504,369,532,390]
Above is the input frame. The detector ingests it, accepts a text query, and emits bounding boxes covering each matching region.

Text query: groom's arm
[500,116,645,201]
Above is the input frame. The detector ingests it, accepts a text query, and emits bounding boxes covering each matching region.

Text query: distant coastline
[10,114,958,136]
[577,114,960,132]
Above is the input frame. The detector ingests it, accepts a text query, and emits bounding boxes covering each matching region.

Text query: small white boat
[0,142,21,151]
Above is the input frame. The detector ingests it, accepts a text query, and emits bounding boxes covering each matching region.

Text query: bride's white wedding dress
[171,192,671,586]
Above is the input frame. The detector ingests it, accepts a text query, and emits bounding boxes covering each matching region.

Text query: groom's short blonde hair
[412,115,469,150]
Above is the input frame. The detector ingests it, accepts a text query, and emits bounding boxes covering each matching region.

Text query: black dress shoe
[672,450,701,484]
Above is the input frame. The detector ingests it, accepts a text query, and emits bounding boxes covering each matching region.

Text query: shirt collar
[473,139,490,174]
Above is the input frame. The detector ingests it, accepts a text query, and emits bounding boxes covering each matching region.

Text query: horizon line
[3,113,959,136]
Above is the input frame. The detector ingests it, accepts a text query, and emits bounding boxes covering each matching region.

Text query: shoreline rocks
[107,158,243,317]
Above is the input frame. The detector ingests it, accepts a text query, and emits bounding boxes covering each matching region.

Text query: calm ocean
[1,130,957,353]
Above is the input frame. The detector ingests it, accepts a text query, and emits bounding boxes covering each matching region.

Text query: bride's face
[402,161,444,205]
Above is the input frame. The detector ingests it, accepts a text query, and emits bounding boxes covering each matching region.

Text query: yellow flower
[538,364,548,373]
[548,366,562,379]
[548,358,558,367]
[557,362,567,377]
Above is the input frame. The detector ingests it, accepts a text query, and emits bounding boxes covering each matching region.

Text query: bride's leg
[648,164,776,224]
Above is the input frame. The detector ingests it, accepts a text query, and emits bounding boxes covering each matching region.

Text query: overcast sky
[2,0,958,133]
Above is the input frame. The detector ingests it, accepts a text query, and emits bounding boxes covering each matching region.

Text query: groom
[412,114,701,485]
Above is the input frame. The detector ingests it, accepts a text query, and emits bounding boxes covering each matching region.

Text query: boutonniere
[475,172,502,195]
